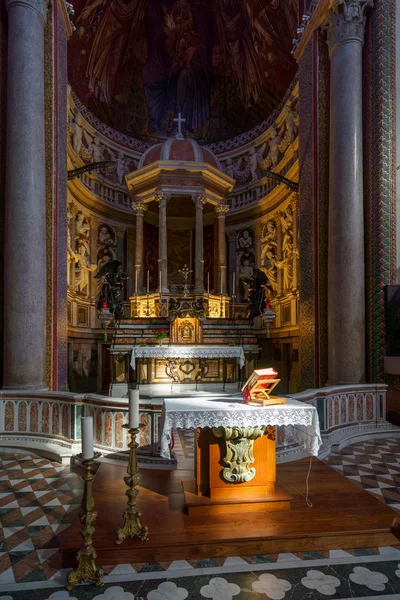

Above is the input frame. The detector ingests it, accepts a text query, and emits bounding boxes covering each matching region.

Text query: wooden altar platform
[58,458,397,566]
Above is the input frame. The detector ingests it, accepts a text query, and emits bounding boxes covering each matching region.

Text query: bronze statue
[95,259,128,320]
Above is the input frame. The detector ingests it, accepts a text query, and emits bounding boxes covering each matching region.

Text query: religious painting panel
[18,402,27,432]
[30,402,39,433]
[62,404,69,438]
[41,402,50,433]
[52,404,60,436]
[67,0,297,144]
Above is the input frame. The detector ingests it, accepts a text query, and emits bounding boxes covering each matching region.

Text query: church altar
[130,345,245,370]
[130,344,246,387]
[160,396,322,515]
[160,397,321,458]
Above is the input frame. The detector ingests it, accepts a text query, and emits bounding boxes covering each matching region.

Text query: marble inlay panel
[17,402,27,432]
[4,401,15,432]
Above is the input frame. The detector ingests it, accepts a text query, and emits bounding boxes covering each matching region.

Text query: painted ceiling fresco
[68,0,298,144]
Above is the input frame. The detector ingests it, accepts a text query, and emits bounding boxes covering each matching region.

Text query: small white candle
[207,272,210,295]
[159,270,162,293]
[129,389,140,428]
[147,270,150,294]
[135,269,138,294]
[81,417,94,460]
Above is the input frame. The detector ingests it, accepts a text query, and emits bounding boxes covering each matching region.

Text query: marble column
[155,191,169,293]
[193,194,206,292]
[3,0,48,389]
[131,201,147,294]
[326,0,373,384]
[216,204,229,295]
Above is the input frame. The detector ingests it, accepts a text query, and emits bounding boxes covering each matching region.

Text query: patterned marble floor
[2,438,400,598]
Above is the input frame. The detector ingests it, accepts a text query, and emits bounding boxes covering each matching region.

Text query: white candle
[159,270,162,293]
[81,417,94,460]
[147,270,150,294]
[207,272,210,295]
[129,389,140,428]
[135,269,138,294]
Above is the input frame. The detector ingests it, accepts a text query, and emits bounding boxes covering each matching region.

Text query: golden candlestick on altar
[66,452,103,590]
[116,423,149,544]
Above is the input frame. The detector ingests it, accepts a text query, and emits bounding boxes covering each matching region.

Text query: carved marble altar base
[138,357,237,385]
[184,426,292,516]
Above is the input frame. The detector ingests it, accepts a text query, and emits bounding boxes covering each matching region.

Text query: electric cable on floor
[280,456,313,507]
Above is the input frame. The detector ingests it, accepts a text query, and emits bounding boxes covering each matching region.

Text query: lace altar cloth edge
[130,345,245,369]
[160,398,322,458]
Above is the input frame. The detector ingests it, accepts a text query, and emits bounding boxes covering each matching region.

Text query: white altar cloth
[130,345,245,370]
[160,397,322,459]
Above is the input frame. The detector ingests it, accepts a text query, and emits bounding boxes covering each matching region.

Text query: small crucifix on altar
[173,113,186,140]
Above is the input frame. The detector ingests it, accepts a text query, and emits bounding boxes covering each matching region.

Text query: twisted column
[193,194,206,292]
[155,191,169,293]
[131,202,148,294]
[3,0,49,389]
[216,204,229,295]
[326,0,373,384]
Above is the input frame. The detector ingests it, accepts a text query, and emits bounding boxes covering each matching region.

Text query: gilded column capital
[215,204,230,216]
[193,193,207,209]
[325,0,373,54]
[6,0,49,22]
[154,189,168,208]
[131,201,148,215]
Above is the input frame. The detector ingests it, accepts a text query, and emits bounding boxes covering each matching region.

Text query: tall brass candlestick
[116,424,149,544]
[67,452,103,590]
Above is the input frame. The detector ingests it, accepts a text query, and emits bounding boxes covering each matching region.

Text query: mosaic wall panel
[364,0,396,382]
[0,4,6,388]
[298,41,316,390]
[45,4,69,391]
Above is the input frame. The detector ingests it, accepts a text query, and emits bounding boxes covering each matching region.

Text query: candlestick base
[116,425,149,544]
[67,453,103,590]
[116,508,149,545]
[67,548,104,590]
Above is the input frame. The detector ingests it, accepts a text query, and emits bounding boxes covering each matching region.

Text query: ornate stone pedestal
[183,426,292,516]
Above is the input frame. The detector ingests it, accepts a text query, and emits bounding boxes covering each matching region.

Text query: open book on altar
[241,368,287,406]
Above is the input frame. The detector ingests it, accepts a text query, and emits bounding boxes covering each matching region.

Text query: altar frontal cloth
[160,397,322,458]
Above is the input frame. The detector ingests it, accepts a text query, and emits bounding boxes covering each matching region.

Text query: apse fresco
[68,0,298,144]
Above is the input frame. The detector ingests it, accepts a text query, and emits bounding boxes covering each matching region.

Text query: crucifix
[173,113,186,139]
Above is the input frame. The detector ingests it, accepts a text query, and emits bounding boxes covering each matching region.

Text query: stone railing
[0,391,165,465]
[1,383,397,467]
[275,383,397,461]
